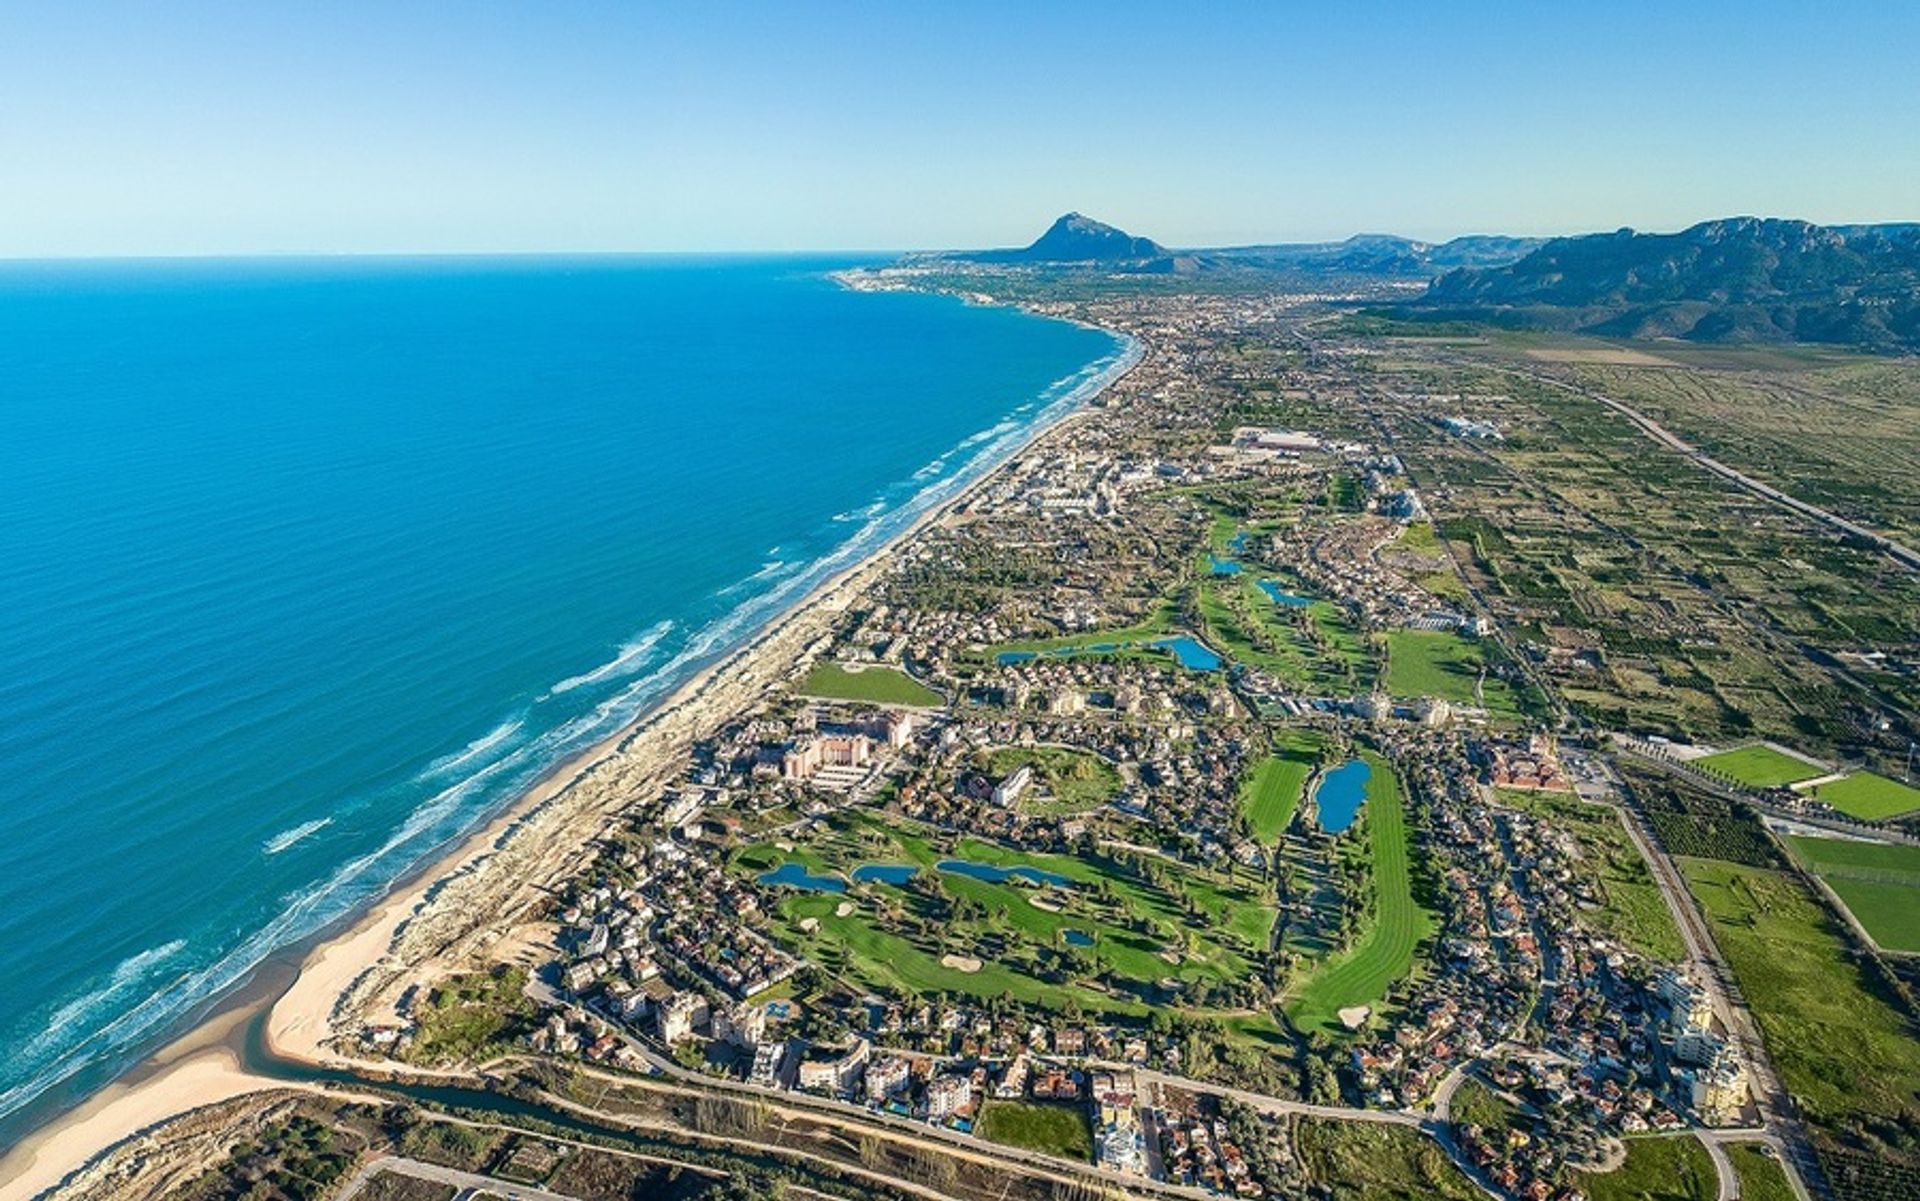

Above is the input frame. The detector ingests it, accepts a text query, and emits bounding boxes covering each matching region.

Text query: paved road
[337,1154,579,1201]
[1512,368,1920,572]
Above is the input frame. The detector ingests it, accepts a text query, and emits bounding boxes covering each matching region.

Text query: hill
[1406,217,1920,350]
[964,212,1171,264]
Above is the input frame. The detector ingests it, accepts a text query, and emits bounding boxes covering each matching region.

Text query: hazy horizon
[5,1,1919,257]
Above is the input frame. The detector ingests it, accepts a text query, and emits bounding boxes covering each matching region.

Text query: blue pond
[1063,929,1095,947]
[1257,580,1311,607]
[1314,758,1372,833]
[850,863,919,885]
[1228,530,1249,554]
[1208,555,1242,576]
[938,859,1075,888]
[1154,637,1223,671]
[759,863,846,893]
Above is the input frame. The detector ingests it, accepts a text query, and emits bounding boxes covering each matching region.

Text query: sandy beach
[0,334,1141,1200]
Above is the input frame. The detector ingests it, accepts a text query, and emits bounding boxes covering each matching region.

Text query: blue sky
[3,0,1917,255]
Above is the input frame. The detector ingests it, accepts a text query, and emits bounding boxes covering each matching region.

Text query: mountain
[1407,217,1920,350]
[1207,233,1545,276]
[945,216,1541,276]
[962,213,1171,264]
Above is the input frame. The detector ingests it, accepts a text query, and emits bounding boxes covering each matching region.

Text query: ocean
[0,255,1127,1130]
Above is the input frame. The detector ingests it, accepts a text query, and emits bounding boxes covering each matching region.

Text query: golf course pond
[1314,757,1372,833]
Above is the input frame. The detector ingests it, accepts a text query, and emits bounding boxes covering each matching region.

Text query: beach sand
[3,338,1142,1199]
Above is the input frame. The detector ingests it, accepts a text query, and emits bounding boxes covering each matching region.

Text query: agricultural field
[1496,789,1685,962]
[1292,1118,1479,1201]
[1810,772,1920,821]
[1575,1135,1717,1201]
[742,813,1272,1017]
[981,746,1121,816]
[1238,729,1322,842]
[973,1100,1093,1162]
[1787,836,1920,953]
[1346,337,1920,758]
[799,662,942,707]
[1285,754,1436,1035]
[1693,744,1825,789]
[1678,856,1920,1186]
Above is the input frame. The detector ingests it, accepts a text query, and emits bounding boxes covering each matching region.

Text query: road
[337,1153,579,1201]
[1510,368,1920,572]
[1606,767,1829,1201]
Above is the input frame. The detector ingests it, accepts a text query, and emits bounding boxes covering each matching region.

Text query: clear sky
[4,0,1917,256]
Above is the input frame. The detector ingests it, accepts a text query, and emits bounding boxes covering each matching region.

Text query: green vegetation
[1576,1135,1717,1201]
[1381,629,1531,721]
[1286,755,1436,1035]
[750,815,1270,1018]
[407,965,532,1066]
[798,662,941,706]
[1497,789,1685,961]
[974,1100,1094,1162]
[1194,574,1368,694]
[1728,1144,1798,1201]
[1293,1118,1480,1200]
[1448,1078,1522,1131]
[182,1115,359,1201]
[1679,857,1920,1167]
[981,600,1178,657]
[1787,835,1920,951]
[1823,878,1920,953]
[1239,730,1322,842]
[1693,744,1824,789]
[982,746,1121,815]
[1812,771,1920,821]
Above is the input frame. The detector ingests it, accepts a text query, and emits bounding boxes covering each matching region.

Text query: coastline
[0,318,1143,1200]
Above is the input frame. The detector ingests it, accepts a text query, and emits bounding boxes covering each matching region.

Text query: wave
[545,620,673,697]
[415,718,526,781]
[262,817,332,855]
[716,558,800,597]
[0,328,1146,1131]
[832,499,887,524]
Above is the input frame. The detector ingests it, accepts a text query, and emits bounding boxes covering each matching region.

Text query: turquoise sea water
[0,255,1128,1129]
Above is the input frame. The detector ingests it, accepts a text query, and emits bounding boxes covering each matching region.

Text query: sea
[0,255,1129,1134]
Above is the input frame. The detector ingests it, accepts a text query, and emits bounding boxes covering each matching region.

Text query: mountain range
[946,212,1920,351]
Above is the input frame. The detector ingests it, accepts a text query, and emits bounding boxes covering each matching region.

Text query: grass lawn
[1727,1144,1796,1201]
[1786,835,1920,951]
[983,745,1121,815]
[1381,629,1516,717]
[1693,744,1824,789]
[799,662,941,706]
[1286,754,1436,1035]
[1822,877,1920,952]
[982,601,1177,657]
[1811,771,1920,820]
[1294,1119,1479,1200]
[1497,790,1685,962]
[1239,730,1323,842]
[1678,857,1920,1144]
[1577,1135,1717,1201]
[975,1100,1093,1162]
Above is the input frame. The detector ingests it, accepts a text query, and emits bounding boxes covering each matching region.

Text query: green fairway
[1678,857,1920,1145]
[1692,744,1824,789]
[1239,730,1322,842]
[798,662,941,706]
[1285,754,1436,1035]
[975,1100,1093,1162]
[1811,771,1920,820]
[1577,1135,1717,1201]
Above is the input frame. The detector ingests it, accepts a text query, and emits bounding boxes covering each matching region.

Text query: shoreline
[0,319,1143,1200]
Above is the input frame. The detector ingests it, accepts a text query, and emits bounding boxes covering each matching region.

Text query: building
[781,734,873,781]
[925,1072,973,1119]
[992,765,1034,808]
[656,991,709,1045]
[865,1055,912,1102]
